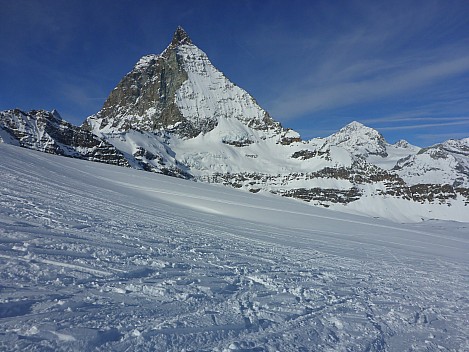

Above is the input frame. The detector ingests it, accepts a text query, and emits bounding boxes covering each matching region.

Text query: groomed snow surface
[1,144,468,351]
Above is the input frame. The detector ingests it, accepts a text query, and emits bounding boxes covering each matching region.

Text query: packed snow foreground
[1,144,468,351]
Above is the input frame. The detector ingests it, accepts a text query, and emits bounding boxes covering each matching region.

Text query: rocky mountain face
[85,26,281,139]
[0,109,129,166]
[0,109,190,178]
[1,27,468,222]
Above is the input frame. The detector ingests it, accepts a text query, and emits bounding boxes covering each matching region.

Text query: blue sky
[1,0,469,146]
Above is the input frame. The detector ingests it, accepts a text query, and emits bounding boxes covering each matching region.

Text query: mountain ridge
[1,27,468,222]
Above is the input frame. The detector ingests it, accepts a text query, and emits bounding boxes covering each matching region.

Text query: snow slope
[1,144,468,351]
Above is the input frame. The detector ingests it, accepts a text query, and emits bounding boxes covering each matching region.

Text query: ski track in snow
[0,144,468,351]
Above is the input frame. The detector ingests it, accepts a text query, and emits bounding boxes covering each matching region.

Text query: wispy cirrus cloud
[375,119,469,131]
[415,132,469,144]
[248,1,469,122]
[271,54,469,119]
[360,115,469,125]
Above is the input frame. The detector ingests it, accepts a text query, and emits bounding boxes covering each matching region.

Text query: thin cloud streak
[272,54,469,120]
[416,132,469,143]
[361,116,469,125]
[375,120,469,131]
[252,1,469,123]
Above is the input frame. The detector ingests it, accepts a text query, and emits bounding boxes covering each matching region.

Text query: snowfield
[0,144,468,351]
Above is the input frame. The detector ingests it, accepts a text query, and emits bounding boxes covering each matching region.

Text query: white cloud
[271,52,469,119]
[361,115,469,125]
[376,120,469,131]
[252,1,469,121]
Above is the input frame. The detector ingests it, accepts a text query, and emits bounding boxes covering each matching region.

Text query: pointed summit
[343,121,366,130]
[326,121,388,157]
[170,26,192,47]
[88,25,279,138]
[338,121,380,136]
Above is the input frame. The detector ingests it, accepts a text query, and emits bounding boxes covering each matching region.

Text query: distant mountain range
[1,27,468,222]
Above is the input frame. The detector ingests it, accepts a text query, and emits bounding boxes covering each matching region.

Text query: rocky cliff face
[1,27,468,222]
[0,109,129,166]
[86,27,281,139]
[85,28,189,135]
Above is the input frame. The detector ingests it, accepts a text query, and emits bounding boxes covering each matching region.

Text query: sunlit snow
[0,144,468,351]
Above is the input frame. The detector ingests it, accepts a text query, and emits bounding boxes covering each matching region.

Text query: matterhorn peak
[85,26,278,138]
[170,26,192,47]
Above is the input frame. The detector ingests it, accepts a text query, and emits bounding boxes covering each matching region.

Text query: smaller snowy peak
[335,121,382,139]
[418,138,469,159]
[170,26,192,48]
[325,121,388,157]
[439,138,469,156]
[393,137,469,187]
[393,139,418,150]
[342,121,367,131]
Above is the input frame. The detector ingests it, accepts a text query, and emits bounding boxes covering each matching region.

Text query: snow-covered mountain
[394,138,469,187]
[85,27,282,139]
[1,27,468,222]
[322,121,391,158]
